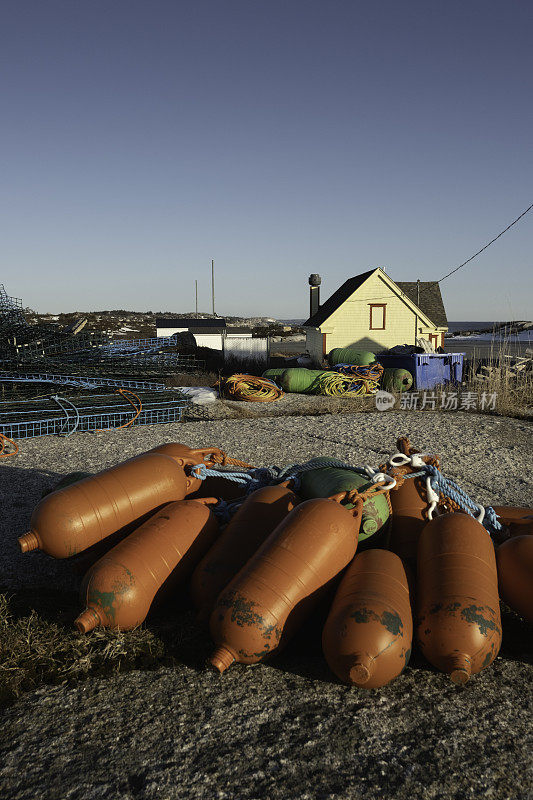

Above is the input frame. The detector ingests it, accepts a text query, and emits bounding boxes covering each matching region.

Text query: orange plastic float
[18,452,191,558]
[322,549,413,688]
[209,497,363,673]
[496,536,533,622]
[190,483,301,624]
[386,441,439,567]
[492,505,533,537]
[75,498,219,632]
[416,513,502,684]
[389,468,430,567]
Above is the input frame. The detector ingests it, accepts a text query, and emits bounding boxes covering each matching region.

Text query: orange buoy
[322,549,413,688]
[496,536,533,622]
[190,483,301,624]
[492,505,533,523]
[75,499,219,632]
[18,453,190,558]
[149,444,227,494]
[208,498,362,673]
[389,468,429,567]
[492,505,533,537]
[416,513,502,684]
[68,507,165,577]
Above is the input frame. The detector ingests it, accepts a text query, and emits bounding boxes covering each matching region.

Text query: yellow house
[304,268,448,363]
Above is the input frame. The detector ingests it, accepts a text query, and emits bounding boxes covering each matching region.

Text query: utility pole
[211,259,215,317]
[195,280,198,316]
[417,279,420,307]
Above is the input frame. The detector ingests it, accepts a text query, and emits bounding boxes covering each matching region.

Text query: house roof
[156,317,227,329]
[303,269,447,328]
[226,326,253,334]
[303,269,376,327]
[190,327,226,334]
[394,282,447,327]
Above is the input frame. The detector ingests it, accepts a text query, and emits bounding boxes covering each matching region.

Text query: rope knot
[190,463,208,481]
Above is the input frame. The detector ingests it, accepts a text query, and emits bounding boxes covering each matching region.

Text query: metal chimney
[309,274,321,318]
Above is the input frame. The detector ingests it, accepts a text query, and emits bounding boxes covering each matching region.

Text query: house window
[369,304,386,330]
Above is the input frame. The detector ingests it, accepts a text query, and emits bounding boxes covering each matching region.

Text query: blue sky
[1,1,531,320]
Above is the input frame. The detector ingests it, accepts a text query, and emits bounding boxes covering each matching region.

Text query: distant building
[155,317,252,350]
[303,268,448,362]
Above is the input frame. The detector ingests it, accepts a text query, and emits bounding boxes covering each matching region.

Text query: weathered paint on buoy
[190,483,301,624]
[322,549,413,688]
[209,498,363,672]
[416,513,501,684]
[75,499,219,632]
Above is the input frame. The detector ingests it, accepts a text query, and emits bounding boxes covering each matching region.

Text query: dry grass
[461,341,533,419]
[0,588,201,706]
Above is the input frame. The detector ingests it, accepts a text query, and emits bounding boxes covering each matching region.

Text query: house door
[429,334,439,350]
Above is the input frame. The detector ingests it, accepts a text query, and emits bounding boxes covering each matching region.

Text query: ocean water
[447,321,504,333]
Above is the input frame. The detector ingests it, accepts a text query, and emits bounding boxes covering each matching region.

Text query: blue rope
[210,498,245,524]
[423,464,503,535]
[191,457,505,538]
[273,458,370,490]
[190,463,252,486]
[51,395,80,437]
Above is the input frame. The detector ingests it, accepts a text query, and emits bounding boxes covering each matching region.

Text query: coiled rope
[217,374,284,402]
[310,364,384,396]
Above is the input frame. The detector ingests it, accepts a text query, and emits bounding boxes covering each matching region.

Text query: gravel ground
[1,410,533,800]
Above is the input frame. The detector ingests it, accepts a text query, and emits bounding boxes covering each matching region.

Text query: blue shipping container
[376,353,465,390]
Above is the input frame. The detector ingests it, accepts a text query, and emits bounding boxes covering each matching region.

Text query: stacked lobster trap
[0,283,205,395]
[0,283,205,441]
[18,437,533,689]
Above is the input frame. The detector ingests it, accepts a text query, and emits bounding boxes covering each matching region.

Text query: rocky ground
[0,412,532,800]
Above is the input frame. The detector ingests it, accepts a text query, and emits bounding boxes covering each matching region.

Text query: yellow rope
[216,374,284,403]
[312,368,383,397]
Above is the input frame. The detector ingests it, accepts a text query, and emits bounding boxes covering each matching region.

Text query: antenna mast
[211,259,215,316]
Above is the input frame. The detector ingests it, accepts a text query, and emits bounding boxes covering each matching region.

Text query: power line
[438,202,533,282]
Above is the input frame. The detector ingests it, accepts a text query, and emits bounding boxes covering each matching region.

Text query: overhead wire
[438,202,533,283]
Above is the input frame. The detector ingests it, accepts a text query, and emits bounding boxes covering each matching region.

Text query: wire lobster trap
[0,389,191,439]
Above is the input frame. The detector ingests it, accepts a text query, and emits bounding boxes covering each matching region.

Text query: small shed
[303,268,447,362]
[156,317,227,350]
